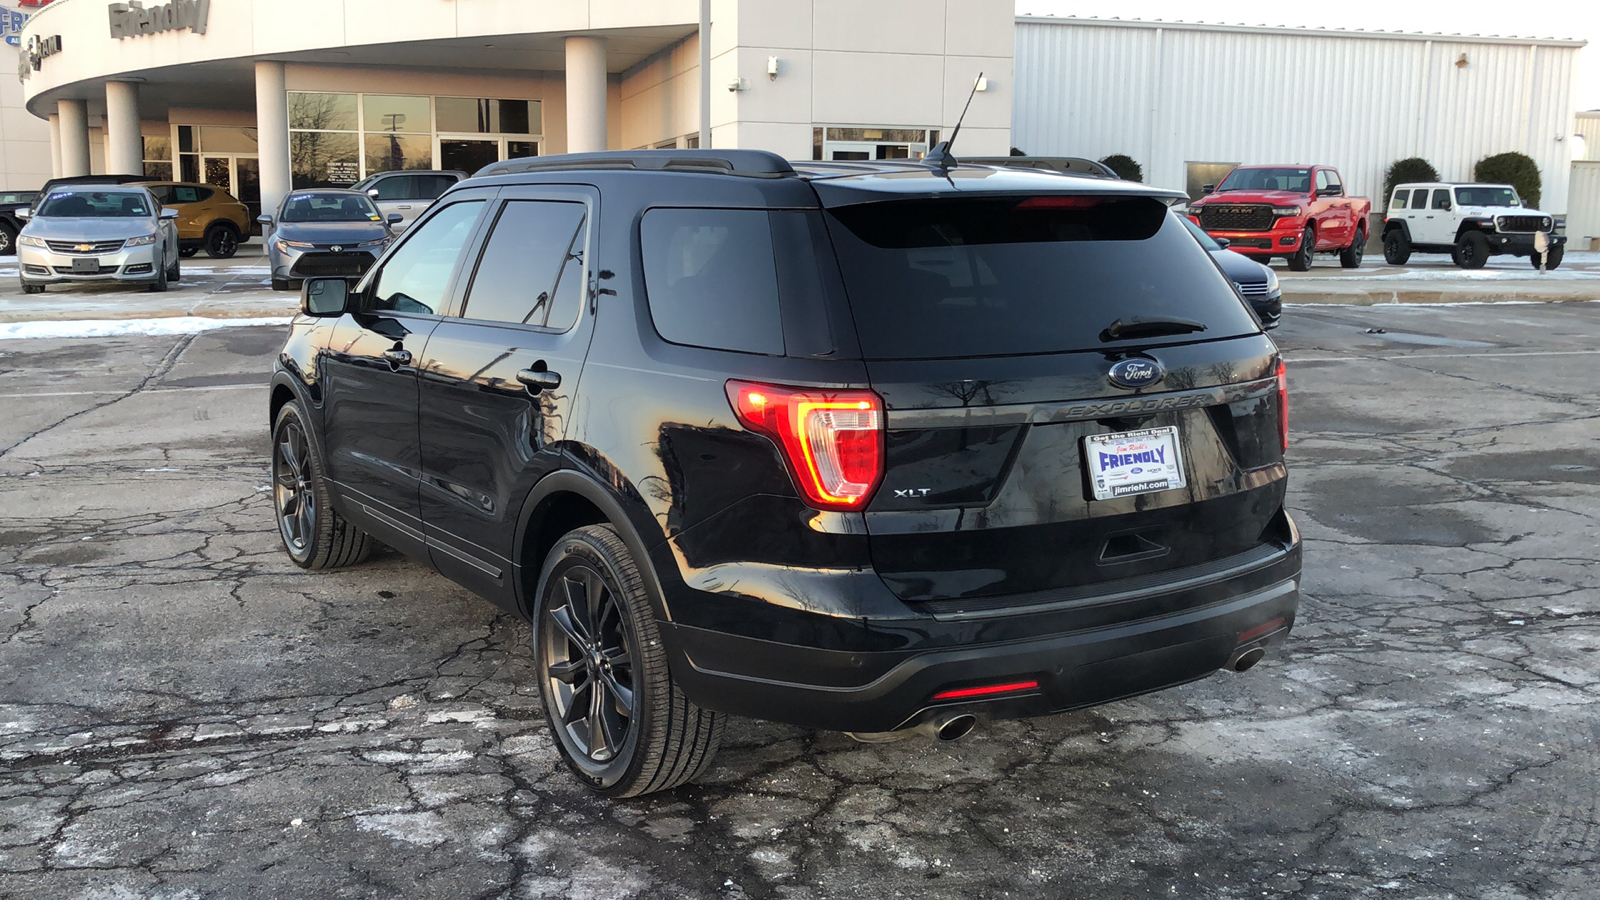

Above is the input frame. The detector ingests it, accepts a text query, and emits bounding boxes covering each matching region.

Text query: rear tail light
[1276,358,1289,452]
[727,380,884,511]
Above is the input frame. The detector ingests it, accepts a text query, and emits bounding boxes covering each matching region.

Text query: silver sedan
[16,187,181,293]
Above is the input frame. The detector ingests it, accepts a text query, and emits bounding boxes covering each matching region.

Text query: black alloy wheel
[0,222,15,256]
[1287,225,1317,271]
[535,525,724,797]
[1383,229,1411,265]
[542,562,639,769]
[271,402,372,569]
[1340,227,1365,268]
[1453,231,1489,270]
[205,224,240,259]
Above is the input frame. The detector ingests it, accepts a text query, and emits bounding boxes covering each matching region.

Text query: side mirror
[367,188,381,199]
[386,213,404,225]
[160,208,180,220]
[302,277,353,318]
[1322,185,1343,197]
[15,208,30,221]
[1201,184,1215,195]
[256,214,274,226]
[1214,237,1231,249]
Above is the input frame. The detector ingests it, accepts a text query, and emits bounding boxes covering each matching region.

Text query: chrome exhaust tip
[1229,646,1267,672]
[846,712,980,744]
[934,714,977,742]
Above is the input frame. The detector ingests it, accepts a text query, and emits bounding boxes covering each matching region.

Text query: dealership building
[8,0,1594,232]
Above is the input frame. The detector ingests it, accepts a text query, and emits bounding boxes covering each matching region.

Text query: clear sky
[1017,1,1600,110]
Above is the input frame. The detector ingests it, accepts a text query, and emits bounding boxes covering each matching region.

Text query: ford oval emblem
[1108,358,1164,390]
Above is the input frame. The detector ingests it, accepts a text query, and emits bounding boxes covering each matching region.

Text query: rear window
[641,208,784,355]
[824,196,1260,359]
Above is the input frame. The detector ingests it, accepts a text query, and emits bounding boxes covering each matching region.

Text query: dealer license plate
[1084,426,1188,501]
[71,257,99,274]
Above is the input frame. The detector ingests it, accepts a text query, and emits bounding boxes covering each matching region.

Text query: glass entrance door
[201,155,264,230]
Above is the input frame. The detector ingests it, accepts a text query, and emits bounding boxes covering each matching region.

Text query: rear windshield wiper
[1100,317,1208,342]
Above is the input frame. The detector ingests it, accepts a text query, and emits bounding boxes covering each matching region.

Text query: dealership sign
[108,0,210,39]
[1,4,35,47]
[16,31,58,78]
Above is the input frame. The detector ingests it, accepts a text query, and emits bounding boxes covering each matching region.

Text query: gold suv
[135,181,252,259]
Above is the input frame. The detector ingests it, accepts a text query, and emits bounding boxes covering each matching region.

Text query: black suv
[269,150,1301,797]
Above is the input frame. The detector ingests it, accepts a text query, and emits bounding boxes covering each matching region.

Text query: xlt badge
[893,488,932,499]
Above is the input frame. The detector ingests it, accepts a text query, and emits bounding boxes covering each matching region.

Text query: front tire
[147,256,169,292]
[1287,225,1316,271]
[1339,226,1366,268]
[272,402,373,569]
[535,524,723,798]
[1383,229,1411,265]
[1453,231,1489,269]
[271,277,292,292]
[1532,244,1564,270]
[204,223,240,259]
[21,283,44,295]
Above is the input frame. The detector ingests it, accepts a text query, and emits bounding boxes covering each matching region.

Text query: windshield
[281,192,382,223]
[36,191,153,218]
[1454,186,1520,207]
[1218,167,1311,193]
[1178,214,1223,251]
[824,195,1260,360]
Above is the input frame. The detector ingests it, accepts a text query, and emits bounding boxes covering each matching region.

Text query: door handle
[397,205,413,210]
[382,348,412,368]
[516,367,562,393]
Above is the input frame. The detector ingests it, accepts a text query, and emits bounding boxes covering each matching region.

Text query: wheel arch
[1455,218,1495,242]
[1382,219,1411,240]
[513,468,671,626]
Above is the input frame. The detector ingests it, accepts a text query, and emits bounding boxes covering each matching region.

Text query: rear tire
[535,524,724,798]
[1383,229,1412,265]
[204,223,240,259]
[1287,225,1316,271]
[1339,226,1366,268]
[0,221,16,257]
[272,402,373,570]
[179,247,200,258]
[1453,231,1489,269]
[1532,244,1564,270]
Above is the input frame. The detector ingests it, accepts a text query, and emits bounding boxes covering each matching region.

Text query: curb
[1281,286,1599,306]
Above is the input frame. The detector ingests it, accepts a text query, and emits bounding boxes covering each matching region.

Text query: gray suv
[350,171,466,232]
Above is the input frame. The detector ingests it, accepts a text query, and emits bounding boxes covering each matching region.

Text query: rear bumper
[663,539,1301,733]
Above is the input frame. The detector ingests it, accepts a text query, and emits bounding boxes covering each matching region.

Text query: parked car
[1381,182,1565,270]
[16,185,181,294]
[1178,214,1281,329]
[269,149,1300,797]
[349,170,467,232]
[259,189,401,291]
[137,181,252,259]
[0,191,41,256]
[1188,165,1371,271]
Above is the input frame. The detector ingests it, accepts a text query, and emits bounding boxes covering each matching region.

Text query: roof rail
[477,149,796,179]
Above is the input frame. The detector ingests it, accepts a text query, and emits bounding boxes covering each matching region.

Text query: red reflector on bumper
[932,680,1041,702]
[1238,617,1286,644]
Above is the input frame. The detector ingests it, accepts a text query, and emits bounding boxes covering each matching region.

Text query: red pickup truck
[1187,165,1371,270]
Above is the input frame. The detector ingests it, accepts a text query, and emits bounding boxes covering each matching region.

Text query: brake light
[1276,358,1289,452]
[727,380,884,511]
[1016,195,1103,210]
[932,680,1041,701]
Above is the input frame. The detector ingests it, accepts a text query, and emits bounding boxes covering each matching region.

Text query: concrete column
[105,81,143,176]
[565,36,607,153]
[48,114,61,179]
[255,61,292,219]
[57,99,91,177]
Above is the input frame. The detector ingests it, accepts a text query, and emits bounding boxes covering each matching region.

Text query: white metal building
[1013,16,1587,214]
[0,1,53,190]
[1572,111,1600,248]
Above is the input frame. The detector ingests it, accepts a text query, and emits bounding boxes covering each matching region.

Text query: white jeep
[1381,182,1565,270]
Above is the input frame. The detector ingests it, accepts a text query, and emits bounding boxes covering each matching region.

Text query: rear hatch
[817,187,1289,608]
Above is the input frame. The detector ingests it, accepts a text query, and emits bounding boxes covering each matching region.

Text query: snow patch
[0,316,291,341]
[355,811,450,847]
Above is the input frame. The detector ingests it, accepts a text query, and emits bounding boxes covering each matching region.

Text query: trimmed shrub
[1473,152,1541,208]
[1382,157,1440,208]
[1009,147,1027,157]
[1100,154,1143,182]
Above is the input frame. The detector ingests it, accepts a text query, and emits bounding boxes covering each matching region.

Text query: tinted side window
[461,200,587,329]
[641,209,784,355]
[370,201,484,314]
[1411,189,1430,208]
[372,175,415,201]
[173,186,205,203]
[417,175,458,200]
[1432,189,1452,211]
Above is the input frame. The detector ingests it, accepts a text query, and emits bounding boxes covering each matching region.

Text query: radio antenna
[924,71,983,171]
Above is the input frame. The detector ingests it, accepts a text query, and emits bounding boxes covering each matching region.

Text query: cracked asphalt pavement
[2,302,1598,899]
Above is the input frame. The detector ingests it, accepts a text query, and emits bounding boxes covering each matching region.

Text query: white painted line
[1294,349,1600,363]
[0,316,291,340]
[0,383,265,400]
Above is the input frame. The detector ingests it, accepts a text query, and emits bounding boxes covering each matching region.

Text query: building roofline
[1015,15,1587,49]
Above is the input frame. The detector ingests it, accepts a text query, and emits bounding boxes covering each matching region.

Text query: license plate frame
[1084,426,1188,501]
[70,257,100,274]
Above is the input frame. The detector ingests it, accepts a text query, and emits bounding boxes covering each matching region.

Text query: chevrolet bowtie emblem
[76,244,94,252]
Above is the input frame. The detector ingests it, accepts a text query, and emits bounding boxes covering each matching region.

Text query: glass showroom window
[290,92,543,188]
[142,135,172,181]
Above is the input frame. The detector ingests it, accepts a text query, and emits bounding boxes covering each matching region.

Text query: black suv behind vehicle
[270,150,1301,797]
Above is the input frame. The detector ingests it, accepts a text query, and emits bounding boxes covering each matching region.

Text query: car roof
[474,150,1186,203]
[288,188,368,196]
